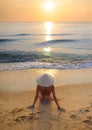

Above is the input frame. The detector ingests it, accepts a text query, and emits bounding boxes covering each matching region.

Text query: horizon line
[0,21,92,23]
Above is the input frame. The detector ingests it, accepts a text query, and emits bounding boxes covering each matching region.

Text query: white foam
[0,61,92,71]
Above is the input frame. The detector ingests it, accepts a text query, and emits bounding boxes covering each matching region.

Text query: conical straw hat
[36,74,54,87]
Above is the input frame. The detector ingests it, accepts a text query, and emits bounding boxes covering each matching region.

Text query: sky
[0,0,92,22]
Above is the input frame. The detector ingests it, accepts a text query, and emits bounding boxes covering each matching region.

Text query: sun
[44,2,55,11]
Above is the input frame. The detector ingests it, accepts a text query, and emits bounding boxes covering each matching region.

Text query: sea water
[0,22,92,71]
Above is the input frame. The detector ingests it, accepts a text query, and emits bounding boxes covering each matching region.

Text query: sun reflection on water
[43,22,53,53]
[43,47,51,52]
[44,21,53,41]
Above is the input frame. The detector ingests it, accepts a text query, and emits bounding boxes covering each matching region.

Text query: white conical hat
[36,74,54,87]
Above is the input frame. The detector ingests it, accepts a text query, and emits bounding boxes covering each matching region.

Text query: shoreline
[0,66,92,72]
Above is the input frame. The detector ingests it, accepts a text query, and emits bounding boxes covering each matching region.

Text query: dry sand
[0,68,92,130]
[0,68,92,91]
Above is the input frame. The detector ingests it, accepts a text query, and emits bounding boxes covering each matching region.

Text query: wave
[0,61,92,71]
[15,33,31,36]
[0,39,16,43]
[0,51,92,63]
[1,33,72,37]
[36,39,77,46]
[0,50,92,70]
[16,33,71,36]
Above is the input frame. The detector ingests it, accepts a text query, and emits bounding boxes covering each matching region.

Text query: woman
[29,74,65,111]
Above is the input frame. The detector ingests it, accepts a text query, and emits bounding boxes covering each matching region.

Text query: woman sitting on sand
[29,74,65,111]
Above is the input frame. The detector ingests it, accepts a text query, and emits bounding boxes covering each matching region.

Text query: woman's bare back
[39,85,52,96]
[38,85,53,102]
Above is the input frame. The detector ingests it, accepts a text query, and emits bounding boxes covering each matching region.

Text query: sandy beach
[0,68,92,130]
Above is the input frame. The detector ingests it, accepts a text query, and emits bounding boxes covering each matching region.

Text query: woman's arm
[52,85,61,109]
[32,85,39,106]
[52,86,65,111]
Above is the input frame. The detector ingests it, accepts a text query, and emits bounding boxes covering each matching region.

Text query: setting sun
[44,1,55,11]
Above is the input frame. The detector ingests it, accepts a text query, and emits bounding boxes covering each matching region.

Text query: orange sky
[0,0,92,22]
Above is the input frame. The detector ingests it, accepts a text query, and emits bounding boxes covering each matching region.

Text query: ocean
[0,22,92,71]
